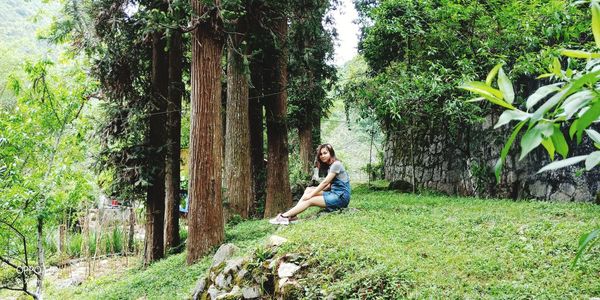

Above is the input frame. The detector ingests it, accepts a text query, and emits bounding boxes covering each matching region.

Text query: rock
[215,273,232,289]
[388,180,413,192]
[279,278,302,297]
[241,285,261,299]
[266,235,287,248]
[278,277,288,289]
[216,285,242,300]
[529,180,548,198]
[237,268,248,281]
[573,188,593,202]
[223,257,244,274]
[192,277,207,300]
[278,263,300,278]
[212,243,239,267]
[558,183,576,196]
[207,284,223,300]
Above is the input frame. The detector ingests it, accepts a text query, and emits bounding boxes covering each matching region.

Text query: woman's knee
[304,186,315,193]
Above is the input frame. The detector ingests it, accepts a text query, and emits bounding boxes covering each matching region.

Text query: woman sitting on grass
[269,143,351,225]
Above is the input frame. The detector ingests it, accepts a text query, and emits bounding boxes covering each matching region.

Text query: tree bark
[187,2,225,265]
[248,5,266,218]
[35,217,44,299]
[145,26,168,265]
[164,29,183,252]
[264,17,292,217]
[299,123,313,175]
[249,57,265,218]
[224,34,252,219]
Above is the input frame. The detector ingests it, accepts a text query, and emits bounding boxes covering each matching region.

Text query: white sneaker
[269,214,291,225]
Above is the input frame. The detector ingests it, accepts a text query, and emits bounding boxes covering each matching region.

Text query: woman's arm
[302,171,337,200]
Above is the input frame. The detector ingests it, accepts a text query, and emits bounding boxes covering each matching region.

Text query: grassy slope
[47,185,600,299]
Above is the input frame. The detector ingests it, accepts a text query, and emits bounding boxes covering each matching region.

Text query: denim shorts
[323,191,350,211]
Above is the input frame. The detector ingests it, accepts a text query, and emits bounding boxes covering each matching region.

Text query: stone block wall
[384,115,600,202]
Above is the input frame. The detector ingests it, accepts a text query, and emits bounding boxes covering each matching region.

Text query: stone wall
[384,115,600,202]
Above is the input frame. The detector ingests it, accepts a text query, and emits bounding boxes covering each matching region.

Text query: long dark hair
[314,143,337,172]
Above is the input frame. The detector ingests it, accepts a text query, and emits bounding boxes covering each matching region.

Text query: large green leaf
[575,100,600,139]
[558,90,594,119]
[459,82,516,110]
[585,151,600,170]
[494,110,530,129]
[569,119,579,139]
[532,88,569,122]
[537,155,587,173]
[560,49,600,59]
[498,68,514,104]
[541,138,556,160]
[486,64,503,86]
[526,83,562,110]
[552,57,562,77]
[586,129,600,144]
[520,122,553,160]
[551,126,569,159]
[533,70,600,121]
[573,228,600,267]
[495,121,526,182]
[460,81,503,99]
[593,0,600,48]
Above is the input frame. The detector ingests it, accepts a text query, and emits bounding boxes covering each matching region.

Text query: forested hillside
[0,0,60,99]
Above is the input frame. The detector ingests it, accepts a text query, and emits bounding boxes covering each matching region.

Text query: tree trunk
[145,27,168,265]
[249,58,265,218]
[298,124,313,175]
[264,17,292,217]
[187,2,225,265]
[35,217,44,300]
[248,6,266,218]
[224,36,252,219]
[164,29,182,252]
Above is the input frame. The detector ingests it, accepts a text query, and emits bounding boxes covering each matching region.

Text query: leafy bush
[460,0,600,264]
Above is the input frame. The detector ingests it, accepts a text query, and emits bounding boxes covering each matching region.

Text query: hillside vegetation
[42,184,600,299]
[0,0,59,100]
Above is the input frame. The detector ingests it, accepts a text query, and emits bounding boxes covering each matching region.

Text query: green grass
[279,184,600,298]
[44,186,600,299]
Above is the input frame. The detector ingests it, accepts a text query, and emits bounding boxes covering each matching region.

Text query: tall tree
[224,9,252,219]
[163,0,189,253]
[164,27,183,252]
[247,1,268,218]
[187,1,225,264]
[288,0,337,175]
[263,9,293,217]
[145,0,169,264]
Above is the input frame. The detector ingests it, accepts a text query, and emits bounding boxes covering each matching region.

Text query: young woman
[269,144,351,225]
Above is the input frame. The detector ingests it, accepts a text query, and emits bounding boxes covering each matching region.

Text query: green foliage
[287,0,337,130]
[344,0,590,162]
[461,1,600,266]
[1,57,98,278]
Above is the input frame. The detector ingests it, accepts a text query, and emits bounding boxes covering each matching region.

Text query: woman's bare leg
[301,187,315,200]
[300,187,323,201]
[283,196,326,217]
